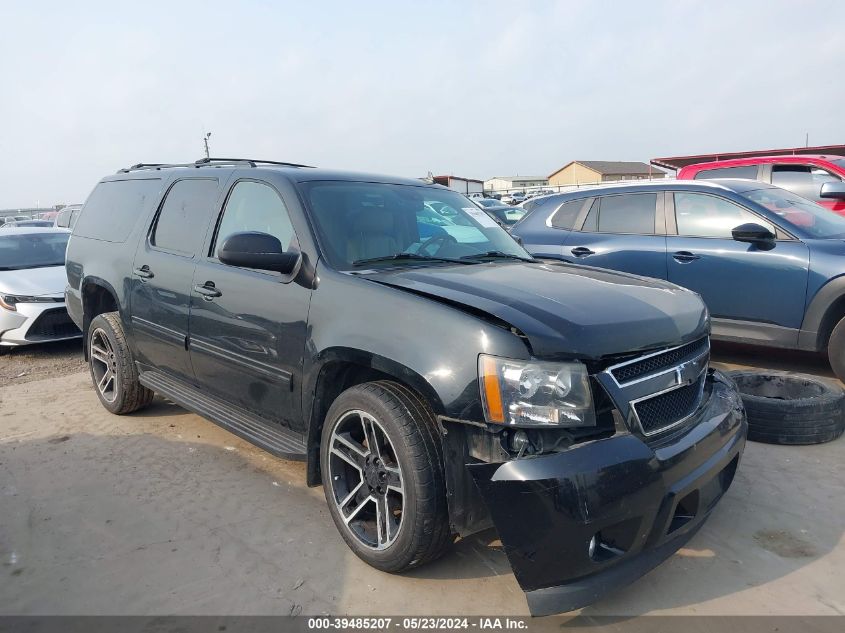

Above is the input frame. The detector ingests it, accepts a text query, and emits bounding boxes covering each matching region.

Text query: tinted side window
[550,199,587,229]
[694,165,759,180]
[596,193,656,234]
[213,181,297,258]
[74,179,162,243]
[674,192,775,238]
[581,199,599,232]
[771,165,840,202]
[152,179,219,255]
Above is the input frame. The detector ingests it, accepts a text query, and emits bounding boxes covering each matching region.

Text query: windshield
[0,232,70,270]
[744,187,845,238]
[304,181,532,269]
[830,158,845,170]
[476,198,506,208]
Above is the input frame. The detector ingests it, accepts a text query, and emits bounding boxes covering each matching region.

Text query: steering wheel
[418,233,457,256]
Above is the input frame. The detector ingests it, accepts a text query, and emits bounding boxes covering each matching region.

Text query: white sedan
[0,227,81,348]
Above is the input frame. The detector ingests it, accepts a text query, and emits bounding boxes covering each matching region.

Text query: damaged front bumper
[467,370,747,616]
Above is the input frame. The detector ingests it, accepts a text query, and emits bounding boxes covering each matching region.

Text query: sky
[0,0,843,208]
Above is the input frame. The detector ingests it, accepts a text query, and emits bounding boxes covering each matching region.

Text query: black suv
[66,158,747,615]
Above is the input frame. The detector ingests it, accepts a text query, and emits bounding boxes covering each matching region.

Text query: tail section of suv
[66,158,746,615]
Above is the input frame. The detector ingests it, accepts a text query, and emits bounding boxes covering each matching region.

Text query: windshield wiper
[352,253,474,267]
[459,251,537,263]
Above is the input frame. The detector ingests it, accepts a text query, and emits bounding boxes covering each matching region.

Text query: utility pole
[203,132,212,158]
[805,132,809,148]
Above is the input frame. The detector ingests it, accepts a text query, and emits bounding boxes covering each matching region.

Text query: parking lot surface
[0,342,843,616]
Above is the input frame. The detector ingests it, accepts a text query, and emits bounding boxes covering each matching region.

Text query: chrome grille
[611,337,709,384]
[633,375,706,435]
[596,337,710,438]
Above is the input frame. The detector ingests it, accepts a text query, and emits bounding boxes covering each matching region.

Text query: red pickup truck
[678,155,845,214]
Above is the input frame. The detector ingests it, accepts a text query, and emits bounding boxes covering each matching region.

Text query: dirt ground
[0,341,842,616]
[0,339,85,387]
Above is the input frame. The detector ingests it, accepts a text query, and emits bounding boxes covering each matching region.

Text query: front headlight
[479,354,595,427]
[0,295,62,311]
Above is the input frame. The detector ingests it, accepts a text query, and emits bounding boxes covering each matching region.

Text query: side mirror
[218,231,299,274]
[731,222,775,244]
[820,181,845,200]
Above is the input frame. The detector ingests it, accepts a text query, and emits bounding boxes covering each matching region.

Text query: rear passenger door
[187,179,311,430]
[129,178,222,380]
[564,192,668,279]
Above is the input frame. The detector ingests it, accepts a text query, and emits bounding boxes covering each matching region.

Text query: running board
[139,370,307,461]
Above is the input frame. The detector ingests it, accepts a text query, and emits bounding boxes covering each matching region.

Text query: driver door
[666,191,809,334]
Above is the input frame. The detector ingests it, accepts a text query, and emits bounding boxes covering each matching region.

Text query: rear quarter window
[693,165,759,180]
[74,178,163,243]
[550,198,589,229]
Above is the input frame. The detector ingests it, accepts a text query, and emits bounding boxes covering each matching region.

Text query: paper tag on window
[462,207,499,228]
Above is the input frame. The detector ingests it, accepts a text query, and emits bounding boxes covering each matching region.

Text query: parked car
[0,227,81,349]
[54,204,83,230]
[678,155,845,214]
[1,219,55,229]
[483,204,526,228]
[66,158,745,615]
[474,198,509,209]
[501,191,526,205]
[512,178,845,381]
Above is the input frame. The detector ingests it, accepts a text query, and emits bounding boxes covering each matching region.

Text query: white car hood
[0,265,67,297]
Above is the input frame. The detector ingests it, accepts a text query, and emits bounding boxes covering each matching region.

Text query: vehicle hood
[0,265,67,297]
[365,262,708,360]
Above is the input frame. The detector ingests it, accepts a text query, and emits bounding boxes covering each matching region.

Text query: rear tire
[88,312,154,415]
[320,381,451,572]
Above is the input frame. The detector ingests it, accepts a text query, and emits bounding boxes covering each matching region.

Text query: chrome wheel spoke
[338,480,366,521]
[385,465,403,495]
[331,432,368,471]
[362,415,382,459]
[343,493,373,525]
[90,344,110,366]
[375,494,390,547]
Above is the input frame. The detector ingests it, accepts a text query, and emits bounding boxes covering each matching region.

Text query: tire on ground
[727,370,845,445]
[320,380,452,572]
[87,311,154,415]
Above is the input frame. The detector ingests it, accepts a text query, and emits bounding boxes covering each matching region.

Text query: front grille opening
[611,337,708,384]
[634,375,705,435]
[589,517,641,562]
[25,308,80,340]
[668,490,700,534]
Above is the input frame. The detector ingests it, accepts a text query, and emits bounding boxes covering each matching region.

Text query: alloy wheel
[90,328,118,403]
[328,410,404,550]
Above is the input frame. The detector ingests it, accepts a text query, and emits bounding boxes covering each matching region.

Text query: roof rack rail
[194,157,315,168]
[117,157,314,173]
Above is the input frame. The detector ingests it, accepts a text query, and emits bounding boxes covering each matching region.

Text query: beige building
[548,161,665,186]
[484,176,549,193]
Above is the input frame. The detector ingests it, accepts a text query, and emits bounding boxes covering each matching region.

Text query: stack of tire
[727,370,845,445]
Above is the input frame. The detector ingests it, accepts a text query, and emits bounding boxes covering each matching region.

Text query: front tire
[320,381,451,572]
[88,312,154,414]
[827,316,845,383]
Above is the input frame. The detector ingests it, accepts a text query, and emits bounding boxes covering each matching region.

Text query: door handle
[672,251,700,263]
[132,265,154,279]
[570,246,595,257]
[193,282,222,300]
